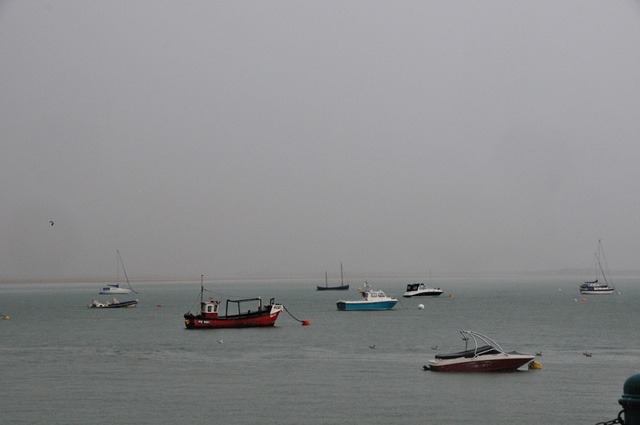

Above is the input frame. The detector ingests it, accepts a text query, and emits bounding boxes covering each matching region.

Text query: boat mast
[325,271,328,288]
[592,253,600,282]
[597,240,612,287]
[116,251,120,284]
[340,262,344,287]
[117,250,136,293]
[200,275,204,305]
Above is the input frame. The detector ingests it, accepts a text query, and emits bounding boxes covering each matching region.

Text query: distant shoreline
[2,269,639,285]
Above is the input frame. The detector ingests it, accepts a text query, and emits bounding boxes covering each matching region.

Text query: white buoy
[418,304,425,310]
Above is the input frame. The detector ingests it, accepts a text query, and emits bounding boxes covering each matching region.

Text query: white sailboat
[579,240,615,295]
[99,250,137,295]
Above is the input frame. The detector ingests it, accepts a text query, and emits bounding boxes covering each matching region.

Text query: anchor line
[396,298,409,309]
[282,305,304,322]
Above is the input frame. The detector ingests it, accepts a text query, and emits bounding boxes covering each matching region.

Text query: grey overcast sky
[2,1,640,281]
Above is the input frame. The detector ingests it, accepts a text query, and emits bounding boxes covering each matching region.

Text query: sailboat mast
[597,240,611,286]
[200,275,204,305]
[117,250,135,292]
[116,252,120,284]
[325,271,328,288]
[340,262,344,286]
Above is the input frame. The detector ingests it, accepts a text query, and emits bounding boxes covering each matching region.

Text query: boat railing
[225,297,263,316]
[222,297,278,315]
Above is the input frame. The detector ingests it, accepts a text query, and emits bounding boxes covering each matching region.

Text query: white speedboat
[403,283,443,298]
[425,330,534,372]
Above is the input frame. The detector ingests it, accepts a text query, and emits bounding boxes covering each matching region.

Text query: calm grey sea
[1,276,638,424]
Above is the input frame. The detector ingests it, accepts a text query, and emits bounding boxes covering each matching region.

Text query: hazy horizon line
[2,268,639,285]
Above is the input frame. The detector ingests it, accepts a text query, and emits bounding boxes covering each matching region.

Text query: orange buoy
[157,304,162,307]
[449,294,454,298]
[302,320,310,326]
[582,298,586,302]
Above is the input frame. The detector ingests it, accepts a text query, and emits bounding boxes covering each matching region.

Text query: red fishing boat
[184,277,283,329]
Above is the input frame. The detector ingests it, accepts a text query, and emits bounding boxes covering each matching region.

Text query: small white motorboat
[403,283,443,298]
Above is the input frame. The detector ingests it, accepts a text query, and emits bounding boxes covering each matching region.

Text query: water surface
[1,277,637,424]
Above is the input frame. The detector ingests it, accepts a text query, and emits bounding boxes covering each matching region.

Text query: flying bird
[49,221,54,226]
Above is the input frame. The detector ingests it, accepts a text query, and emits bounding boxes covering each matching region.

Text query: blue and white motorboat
[336,282,398,311]
[403,283,443,298]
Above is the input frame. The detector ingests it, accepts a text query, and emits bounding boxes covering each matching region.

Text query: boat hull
[99,288,131,295]
[403,290,443,298]
[184,311,281,329]
[336,300,398,311]
[428,354,534,372]
[580,288,615,295]
[89,300,138,308]
[317,285,349,291]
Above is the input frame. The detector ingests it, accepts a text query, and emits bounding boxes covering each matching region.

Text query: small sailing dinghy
[317,263,349,291]
[579,240,615,295]
[99,250,137,295]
